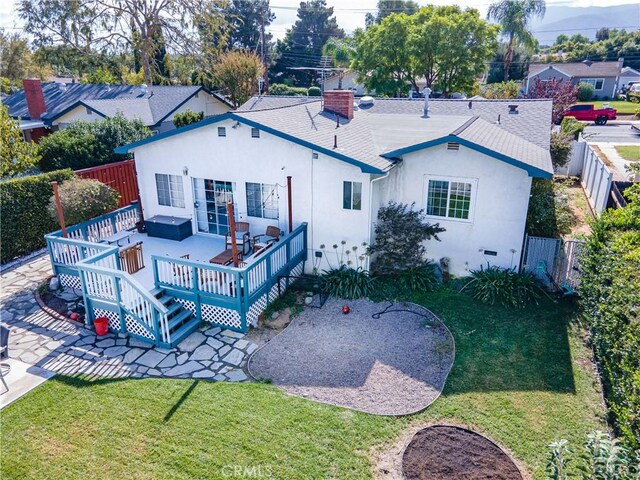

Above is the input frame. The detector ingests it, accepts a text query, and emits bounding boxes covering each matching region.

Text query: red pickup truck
[558,104,617,125]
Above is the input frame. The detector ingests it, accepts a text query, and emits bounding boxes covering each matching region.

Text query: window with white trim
[246,182,278,219]
[343,181,362,210]
[425,177,475,220]
[582,78,604,90]
[155,173,185,208]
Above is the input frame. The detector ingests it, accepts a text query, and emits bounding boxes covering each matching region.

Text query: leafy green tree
[487,0,546,81]
[226,0,274,50]
[81,67,120,85]
[365,0,419,27]
[569,33,589,44]
[353,6,497,96]
[19,0,229,85]
[353,13,416,96]
[213,50,264,107]
[39,113,150,171]
[322,36,355,89]
[554,34,569,45]
[47,178,119,226]
[0,32,51,83]
[487,43,530,83]
[272,0,344,87]
[595,27,610,41]
[0,105,41,178]
[173,109,204,128]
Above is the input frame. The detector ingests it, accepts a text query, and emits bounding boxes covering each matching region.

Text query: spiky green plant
[321,266,374,300]
[463,265,546,308]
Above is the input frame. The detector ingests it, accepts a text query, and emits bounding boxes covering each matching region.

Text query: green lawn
[577,100,638,115]
[1,289,605,480]
[615,145,640,161]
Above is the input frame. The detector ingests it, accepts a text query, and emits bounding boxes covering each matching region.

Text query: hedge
[580,184,640,448]
[0,169,75,263]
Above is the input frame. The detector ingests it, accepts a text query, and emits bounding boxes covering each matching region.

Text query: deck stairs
[150,287,200,346]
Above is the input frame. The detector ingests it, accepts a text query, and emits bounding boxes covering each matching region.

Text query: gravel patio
[248,298,455,416]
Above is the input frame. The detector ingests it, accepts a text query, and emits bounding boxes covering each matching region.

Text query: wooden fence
[76,160,140,208]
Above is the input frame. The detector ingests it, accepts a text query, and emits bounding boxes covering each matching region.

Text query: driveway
[583,124,640,144]
[248,298,455,416]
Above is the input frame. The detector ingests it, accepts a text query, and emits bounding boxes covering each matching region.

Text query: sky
[1,0,639,41]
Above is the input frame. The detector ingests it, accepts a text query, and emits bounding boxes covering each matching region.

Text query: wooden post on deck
[287,175,293,233]
[227,200,239,267]
[51,181,67,238]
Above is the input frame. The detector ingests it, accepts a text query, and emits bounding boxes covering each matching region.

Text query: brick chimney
[323,90,354,120]
[23,78,47,120]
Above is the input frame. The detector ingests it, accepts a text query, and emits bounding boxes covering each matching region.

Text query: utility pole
[260,9,269,94]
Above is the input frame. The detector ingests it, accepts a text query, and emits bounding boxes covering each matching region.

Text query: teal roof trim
[45,101,107,126]
[115,112,386,174]
[381,135,552,179]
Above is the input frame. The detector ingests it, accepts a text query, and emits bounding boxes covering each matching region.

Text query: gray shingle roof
[2,83,232,125]
[528,61,621,78]
[235,97,553,176]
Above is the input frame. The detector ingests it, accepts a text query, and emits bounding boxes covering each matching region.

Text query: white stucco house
[115,91,553,276]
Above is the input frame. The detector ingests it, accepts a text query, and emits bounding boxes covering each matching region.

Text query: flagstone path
[1,254,257,383]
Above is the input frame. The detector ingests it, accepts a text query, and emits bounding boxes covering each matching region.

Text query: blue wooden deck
[44,203,308,347]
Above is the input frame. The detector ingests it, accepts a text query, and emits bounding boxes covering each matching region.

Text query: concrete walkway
[0,254,258,406]
[592,142,639,181]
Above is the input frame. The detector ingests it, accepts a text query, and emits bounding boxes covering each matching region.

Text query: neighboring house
[115,91,553,276]
[619,66,640,90]
[1,79,234,141]
[525,59,624,99]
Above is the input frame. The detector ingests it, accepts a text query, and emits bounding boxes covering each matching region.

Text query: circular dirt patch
[248,298,454,416]
[402,425,523,480]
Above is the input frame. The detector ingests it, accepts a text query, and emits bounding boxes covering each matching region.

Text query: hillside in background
[530,4,639,45]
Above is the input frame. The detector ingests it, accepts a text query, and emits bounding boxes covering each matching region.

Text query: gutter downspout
[366,162,401,270]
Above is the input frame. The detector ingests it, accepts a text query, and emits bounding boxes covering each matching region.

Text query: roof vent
[447,142,460,151]
[359,96,375,107]
[468,100,472,109]
[508,104,518,114]
[582,59,593,67]
[56,82,67,92]
[139,84,148,95]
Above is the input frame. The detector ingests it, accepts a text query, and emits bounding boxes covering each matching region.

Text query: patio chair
[0,325,9,360]
[253,226,281,246]
[225,222,251,255]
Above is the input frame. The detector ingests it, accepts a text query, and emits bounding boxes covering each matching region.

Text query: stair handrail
[77,258,170,343]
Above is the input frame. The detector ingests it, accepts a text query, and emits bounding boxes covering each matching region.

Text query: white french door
[192,178,235,236]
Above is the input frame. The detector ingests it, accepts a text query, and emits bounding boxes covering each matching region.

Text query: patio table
[101,230,134,247]
[209,250,235,266]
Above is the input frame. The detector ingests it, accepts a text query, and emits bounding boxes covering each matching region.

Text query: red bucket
[94,316,109,336]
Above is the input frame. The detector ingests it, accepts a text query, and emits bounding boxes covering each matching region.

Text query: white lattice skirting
[93,308,120,331]
[175,298,197,315]
[59,273,82,290]
[201,303,242,330]
[124,314,155,340]
[246,294,268,327]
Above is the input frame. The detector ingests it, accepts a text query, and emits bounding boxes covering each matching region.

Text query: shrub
[1,104,40,178]
[373,264,440,301]
[526,178,576,238]
[173,109,204,128]
[550,131,573,168]
[48,178,119,226]
[628,91,640,103]
[634,106,640,119]
[268,84,308,96]
[307,86,321,96]
[577,81,595,101]
[560,116,586,140]
[0,169,75,262]
[579,184,640,448]
[463,265,545,308]
[39,113,151,171]
[368,202,445,275]
[321,265,374,299]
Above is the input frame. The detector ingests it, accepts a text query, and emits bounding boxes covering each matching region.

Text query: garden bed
[402,425,523,479]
